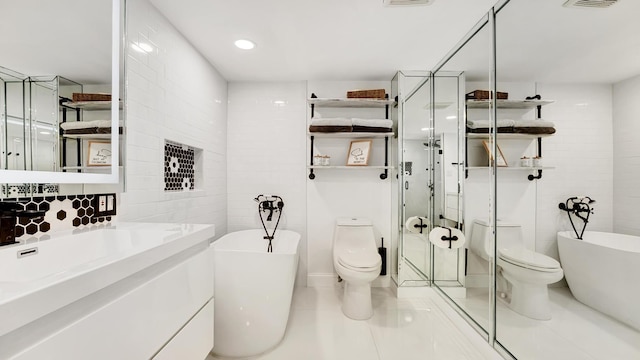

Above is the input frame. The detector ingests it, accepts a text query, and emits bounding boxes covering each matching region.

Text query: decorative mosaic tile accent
[3,193,116,239]
[164,141,195,191]
[2,183,60,197]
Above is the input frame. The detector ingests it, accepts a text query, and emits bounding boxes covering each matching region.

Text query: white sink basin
[0,222,214,337]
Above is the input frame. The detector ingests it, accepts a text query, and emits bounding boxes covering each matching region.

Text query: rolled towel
[429,227,465,249]
[352,118,393,128]
[405,216,430,234]
[466,119,515,129]
[310,118,352,126]
[513,119,555,128]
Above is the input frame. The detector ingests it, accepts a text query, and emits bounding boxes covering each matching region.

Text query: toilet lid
[499,247,560,270]
[338,251,381,269]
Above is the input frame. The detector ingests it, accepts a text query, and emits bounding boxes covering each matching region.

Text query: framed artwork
[482,140,508,167]
[87,141,112,166]
[346,139,372,166]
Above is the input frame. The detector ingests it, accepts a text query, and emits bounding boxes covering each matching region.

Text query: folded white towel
[60,120,123,130]
[513,119,555,128]
[466,119,515,129]
[352,118,393,128]
[310,118,352,126]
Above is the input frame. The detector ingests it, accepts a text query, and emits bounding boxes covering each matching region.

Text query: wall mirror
[0,0,122,186]
[493,0,640,358]
[430,12,494,340]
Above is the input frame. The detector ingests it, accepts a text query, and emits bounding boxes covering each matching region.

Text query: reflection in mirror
[0,0,121,186]
[431,13,494,339]
[394,71,432,287]
[493,1,640,359]
[431,72,465,288]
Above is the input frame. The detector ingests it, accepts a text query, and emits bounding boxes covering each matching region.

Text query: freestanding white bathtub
[557,231,640,331]
[211,229,300,358]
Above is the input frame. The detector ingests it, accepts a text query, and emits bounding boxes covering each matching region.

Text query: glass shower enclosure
[392,71,465,290]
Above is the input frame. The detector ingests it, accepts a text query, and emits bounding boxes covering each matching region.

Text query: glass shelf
[466,99,554,109]
[308,132,394,138]
[61,101,123,110]
[466,133,554,139]
[62,134,115,140]
[308,98,395,108]
[308,165,392,169]
[466,166,555,170]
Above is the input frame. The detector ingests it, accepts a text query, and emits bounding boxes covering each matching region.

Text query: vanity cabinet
[307,95,395,180]
[5,243,214,360]
[465,98,555,180]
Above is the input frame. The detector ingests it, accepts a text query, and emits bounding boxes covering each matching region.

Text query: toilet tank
[333,218,376,251]
[470,219,522,260]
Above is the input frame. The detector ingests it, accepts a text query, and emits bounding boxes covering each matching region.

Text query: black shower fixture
[255,195,285,252]
[558,196,595,240]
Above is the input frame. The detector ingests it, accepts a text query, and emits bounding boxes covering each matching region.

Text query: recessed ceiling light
[234,39,255,50]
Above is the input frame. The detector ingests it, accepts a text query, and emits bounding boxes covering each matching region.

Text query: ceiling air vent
[563,0,619,8]
[383,0,435,6]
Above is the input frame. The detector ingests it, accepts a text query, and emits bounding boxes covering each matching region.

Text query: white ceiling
[2,0,639,85]
[148,0,498,81]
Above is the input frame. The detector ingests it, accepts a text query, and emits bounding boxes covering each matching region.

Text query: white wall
[613,74,640,236]
[536,83,613,259]
[226,82,308,286]
[306,81,392,287]
[119,0,227,236]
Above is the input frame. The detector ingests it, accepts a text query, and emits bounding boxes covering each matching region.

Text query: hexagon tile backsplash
[7,193,116,239]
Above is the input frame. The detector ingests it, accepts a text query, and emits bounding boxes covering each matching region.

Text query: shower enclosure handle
[405,181,409,190]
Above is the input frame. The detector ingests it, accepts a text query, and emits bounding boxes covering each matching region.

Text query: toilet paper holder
[438,226,459,249]
[414,218,428,234]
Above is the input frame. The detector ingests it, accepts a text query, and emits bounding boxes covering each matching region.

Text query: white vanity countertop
[0,222,214,337]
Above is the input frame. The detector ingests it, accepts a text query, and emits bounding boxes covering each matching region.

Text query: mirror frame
[1,0,121,184]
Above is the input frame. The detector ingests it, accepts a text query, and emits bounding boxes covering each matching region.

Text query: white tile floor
[445,287,640,360]
[208,286,502,360]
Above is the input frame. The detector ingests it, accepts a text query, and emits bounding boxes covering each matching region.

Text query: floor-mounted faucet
[0,202,45,246]
[558,196,596,240]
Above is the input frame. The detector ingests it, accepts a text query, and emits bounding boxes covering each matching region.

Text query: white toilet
[333,218,382,320]
[470,219,563,320]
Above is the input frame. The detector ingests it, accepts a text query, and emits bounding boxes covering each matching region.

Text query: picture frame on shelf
[87,141,112,166]
[346,139,372,166]
[482,140,508,167]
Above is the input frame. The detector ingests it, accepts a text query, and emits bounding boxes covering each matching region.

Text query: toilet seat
[338,251,381,271]
[499,247,561,272]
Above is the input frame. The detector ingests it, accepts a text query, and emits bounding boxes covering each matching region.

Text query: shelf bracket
[309,135,315,180]
[528,170,542,181]
[380,136,389,180]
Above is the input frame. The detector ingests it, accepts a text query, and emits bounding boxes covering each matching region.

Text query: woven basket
[347,89,386,99]
[72,93,112,102]
[465,90,508,100]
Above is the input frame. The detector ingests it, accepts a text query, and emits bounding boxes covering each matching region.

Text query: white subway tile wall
[227,82,308,285]
[536,83,614,259]
[613,74,640,236]
[120,0,227,234]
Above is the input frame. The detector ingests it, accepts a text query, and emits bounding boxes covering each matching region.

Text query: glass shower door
[397,71,432,285]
